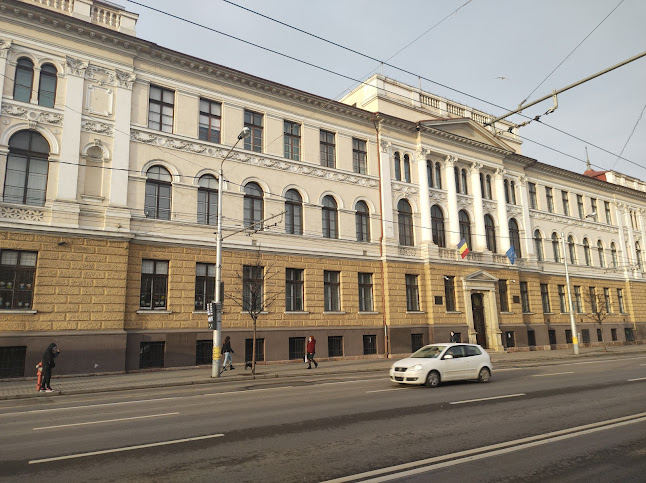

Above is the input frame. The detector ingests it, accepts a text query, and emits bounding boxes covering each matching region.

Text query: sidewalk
[1,345,644,400]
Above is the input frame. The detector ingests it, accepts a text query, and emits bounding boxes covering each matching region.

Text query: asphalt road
[1,355,645,482]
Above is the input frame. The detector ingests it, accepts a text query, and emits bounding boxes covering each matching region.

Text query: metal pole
[561,231,579,355]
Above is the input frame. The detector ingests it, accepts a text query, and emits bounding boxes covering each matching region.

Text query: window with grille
[527,330,536,347]
[328,336,343,357]
[0,250,37,310]
[611,328,617,341]
[581,329,590,344]
[245,338,265,362]
[289,337,306,360]
[198,99,221,143]
[195,263,215,311]
[0,346,26,378]
[148,85,174,133]
[195,340,213,365]
[411,333,424,352]
[597,329,603,342]
[363,335,377,355]
[139,342,165,369]
[140,260,169,309]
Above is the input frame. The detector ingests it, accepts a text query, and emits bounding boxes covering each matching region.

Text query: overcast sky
[123,0,646,179]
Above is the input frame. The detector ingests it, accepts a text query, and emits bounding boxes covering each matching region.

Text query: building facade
[0,0,643,377]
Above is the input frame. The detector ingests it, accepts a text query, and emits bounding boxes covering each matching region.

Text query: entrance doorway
[471,293,487,348]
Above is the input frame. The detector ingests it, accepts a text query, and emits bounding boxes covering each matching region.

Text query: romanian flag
[457,238,470,259]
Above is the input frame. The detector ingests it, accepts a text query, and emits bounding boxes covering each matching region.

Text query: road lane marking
[29,433,225,464]
[366,388,407,393]
[33,412,179,431]
[531,372,574,377]
[323,412,646,483]
[449,393,525,405]
[628,377,646,381]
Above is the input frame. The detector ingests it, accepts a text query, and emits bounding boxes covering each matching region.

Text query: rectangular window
[148,85,174,133]
[565,330,572,344]
[604,201,612,225]
[545,187,554,213]
[540,283,550,313]
[358,273,374,312]
[324,270,341,312]
[320,130,336,168]
[520,281,530,313]
[617,288,625,313]
[590,198,598,221]
[558,285,567,313]
[411,333,424,352]
[243,265,264,312]
[528,182,537,209]
[284,121,301,161]
[195,340,213,365]
[527,330,536,347]
[625,328,635,342]
[603,287,611,313]
[611,328,617,341]
[194,263,215,311]
[574,286,583,313]
[0,250,37,310]
[352,138,367,174]
[363,335,377,355]
[289,337,306,360]
[198,98,221,143]
[328,336,343,357]
[285,268,304,312]
[581,329,590,344]
[139,341,165,369]
[589,287,597,313]
[561,191,570,216]
[245,338,265,362]
[444,275,456,312]
[405,274,420,312]
[498,279,509,312]
[140,260,169,309]
[597,328,603,342]
[548,329,557,345]
[0,346,27,378]
[244,110,263,152]
[577,194,584,219]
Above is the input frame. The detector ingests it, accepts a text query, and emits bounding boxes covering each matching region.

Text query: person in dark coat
[306,336,318,369]
[450,331,460,343]
[222,336,235,371]
[40,343,59,392]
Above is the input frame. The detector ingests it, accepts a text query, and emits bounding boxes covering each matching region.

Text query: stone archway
[462,270,503,351]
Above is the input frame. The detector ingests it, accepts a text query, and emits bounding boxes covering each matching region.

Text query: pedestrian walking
[40,342,59,392]
[306,336,318,369]
[450,331,459,343]
[222,336,235,371]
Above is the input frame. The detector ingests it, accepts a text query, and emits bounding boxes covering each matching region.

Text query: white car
[390,343,492,387]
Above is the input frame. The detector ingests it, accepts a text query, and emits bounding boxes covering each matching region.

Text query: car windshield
[410,345,446,358]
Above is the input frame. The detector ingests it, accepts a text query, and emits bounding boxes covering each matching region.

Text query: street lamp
[560,211,595,356]
[212,127,251,378]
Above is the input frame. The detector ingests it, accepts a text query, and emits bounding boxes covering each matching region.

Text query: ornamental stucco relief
[0,206,45,221]
[81,119,114,136]
[1,102,63,126]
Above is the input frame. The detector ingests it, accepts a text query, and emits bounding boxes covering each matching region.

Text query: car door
[441,345,469,380]
[463,345,482,379]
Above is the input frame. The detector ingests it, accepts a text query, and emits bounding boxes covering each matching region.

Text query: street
[1,356,645,482]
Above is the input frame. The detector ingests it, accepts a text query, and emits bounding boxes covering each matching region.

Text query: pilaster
[519,175,534,257]
[0,39,10,113]
[444,155,460,247]
[416,148,432,242]
[494,168,510,253]
[109,69,136,208]
[470,162,485,251]
[379,140,395,240]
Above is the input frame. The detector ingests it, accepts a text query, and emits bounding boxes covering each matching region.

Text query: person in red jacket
[306,336,318,369]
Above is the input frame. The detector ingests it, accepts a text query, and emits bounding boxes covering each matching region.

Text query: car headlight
[408,364,423,372]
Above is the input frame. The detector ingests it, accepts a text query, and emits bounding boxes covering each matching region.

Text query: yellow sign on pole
[212,346,221,361]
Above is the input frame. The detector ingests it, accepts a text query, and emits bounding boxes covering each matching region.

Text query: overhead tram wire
[610,99,646,170]
[124,0,641,169]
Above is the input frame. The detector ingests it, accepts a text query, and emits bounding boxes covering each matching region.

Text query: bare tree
[225,248,280,376]
[585,291,610,352]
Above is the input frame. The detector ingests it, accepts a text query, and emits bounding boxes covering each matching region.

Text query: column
[494,168,510,252]
[0,40,11,113]
[470,162,485,251]
[519,176,534,257]
[625,206,638,274]
[416,148,432,242]
[379,140,395,240]
[444,155,460,247]
[615,201,629,277]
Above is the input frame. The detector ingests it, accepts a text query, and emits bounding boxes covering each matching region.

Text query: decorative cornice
[392,182,418,195]
[1,101,63,125]
[530,210,619,234]
[130,129,379,189]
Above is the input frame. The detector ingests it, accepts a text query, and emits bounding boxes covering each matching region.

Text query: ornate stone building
[0,0,643,376]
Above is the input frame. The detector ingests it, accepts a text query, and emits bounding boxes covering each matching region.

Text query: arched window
[636,242,644,271]
[568,235,577,264]
[431,205,445,248]
[434,162,442,189]
[486,175,492,199]
[355,201,370,242]
[285,189,303,235]
[244,182,264,228]
[583,238,591,266]
[145,165,172,220]
[398,199,414,246]
[454,166,460,193]
[4,131,50,206]
[485,214,496,252]
[322,195,338,239]
[504,179,510,204]
[458,210,471,249]
[552,232,561,262]
[403,154,411,183]
[509,218,522,257]
[426,161,433,188]
[534,230,544,262]
[479,173,485,199]
[510,181,517,204]
[394,152,401,181]
[611,242,618,268]
[461,169,468,195]
[197,174,218,225]
[597,240,605,268]
[14,58,34,103]
[38,64,57,108]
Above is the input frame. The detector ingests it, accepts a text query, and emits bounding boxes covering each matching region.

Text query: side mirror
[443,354,454,360]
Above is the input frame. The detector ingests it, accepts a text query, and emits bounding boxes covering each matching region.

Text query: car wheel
[425,370,440,388]
[478,367,491,383]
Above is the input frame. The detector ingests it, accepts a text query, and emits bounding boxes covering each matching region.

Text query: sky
[123,0,646,179]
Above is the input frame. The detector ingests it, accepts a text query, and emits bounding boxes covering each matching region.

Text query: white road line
[531,372,574,377]
[366,388,407,394]
[29,433,225,464]
[628,377,646,382]
[449,393,525,405]
[323,412,646,483]
[33,412,179,431]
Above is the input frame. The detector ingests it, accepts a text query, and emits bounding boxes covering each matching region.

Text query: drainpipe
[373,113,389,358]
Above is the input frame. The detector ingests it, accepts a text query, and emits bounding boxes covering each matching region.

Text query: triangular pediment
[464,270,499,283]
[420,119,513,152]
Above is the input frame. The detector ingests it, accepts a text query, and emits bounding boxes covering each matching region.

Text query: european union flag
[506,246,516,265]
